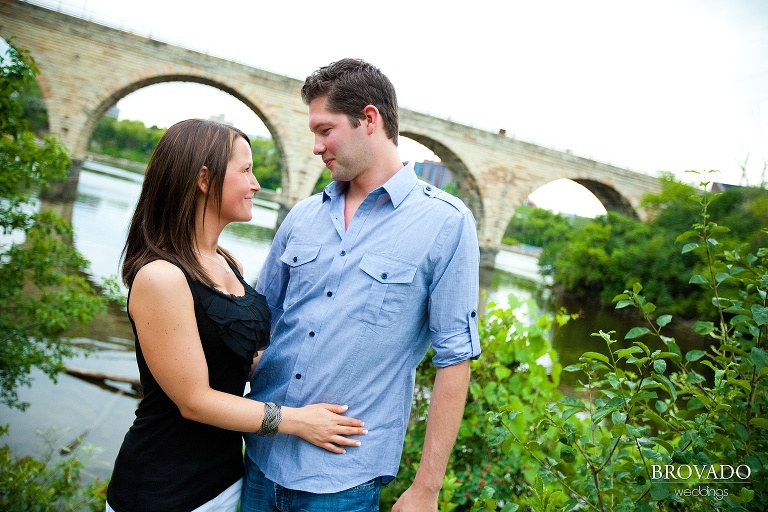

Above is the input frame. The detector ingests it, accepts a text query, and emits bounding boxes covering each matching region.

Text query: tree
[88,115,164,164]
[251,136,281,191]
[0,41,109,410]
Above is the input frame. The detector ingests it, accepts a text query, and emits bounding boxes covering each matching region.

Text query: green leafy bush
[480,171,767,511]
[0,425,108,511]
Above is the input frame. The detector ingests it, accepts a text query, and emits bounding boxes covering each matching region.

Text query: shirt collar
[322,162,417,209]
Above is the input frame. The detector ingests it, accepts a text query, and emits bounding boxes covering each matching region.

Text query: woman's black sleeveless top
[107,262,270,512]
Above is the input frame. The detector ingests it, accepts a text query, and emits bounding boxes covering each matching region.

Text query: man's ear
[362,105,379,135]
[197,166,209,194]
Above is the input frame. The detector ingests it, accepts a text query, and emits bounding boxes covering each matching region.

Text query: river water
[0,162,705,483]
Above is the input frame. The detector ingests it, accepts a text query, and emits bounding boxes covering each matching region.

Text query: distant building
[711,182,742,192]
[414,160,453,188]
[209,113,233,126]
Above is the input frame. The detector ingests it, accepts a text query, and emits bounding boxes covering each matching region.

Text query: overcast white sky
[16,0,768,213]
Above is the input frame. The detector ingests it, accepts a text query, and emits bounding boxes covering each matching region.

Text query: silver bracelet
[255,402,281,437]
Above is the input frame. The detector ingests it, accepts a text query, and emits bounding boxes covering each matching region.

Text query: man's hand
[392,361,470,511]
[392,482,439,512]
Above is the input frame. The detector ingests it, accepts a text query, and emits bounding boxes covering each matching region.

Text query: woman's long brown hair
[121,118,250,288]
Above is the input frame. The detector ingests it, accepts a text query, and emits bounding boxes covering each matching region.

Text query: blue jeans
[240,456,381,512]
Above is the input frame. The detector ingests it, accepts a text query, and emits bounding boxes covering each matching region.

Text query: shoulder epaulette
[419,182,469,214]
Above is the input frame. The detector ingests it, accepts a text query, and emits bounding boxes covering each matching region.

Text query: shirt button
[471,311,476,318]
[292,256,298,262]
[340,250,346,256]
[295,374,301,379]
[381,272,388,280]
[326,291,333,297]
[309,331,315,337]
[426,186,432,191]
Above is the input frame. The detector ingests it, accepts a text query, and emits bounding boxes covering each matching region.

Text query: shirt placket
[282,190,382,405]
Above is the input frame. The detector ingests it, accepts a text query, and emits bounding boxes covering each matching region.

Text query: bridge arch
[571,178,639,220]
[85,76,283,158]
[41,73,293,196]
[400,131,485,233]
[491,175,643,256]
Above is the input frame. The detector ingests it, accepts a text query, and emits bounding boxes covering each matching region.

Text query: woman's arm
[130,260,365,453]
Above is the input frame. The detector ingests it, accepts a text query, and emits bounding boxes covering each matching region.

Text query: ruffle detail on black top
[198,286,271,372]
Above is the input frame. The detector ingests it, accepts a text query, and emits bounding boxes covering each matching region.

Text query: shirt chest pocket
[280,244,321,309]
[354,253,417,328]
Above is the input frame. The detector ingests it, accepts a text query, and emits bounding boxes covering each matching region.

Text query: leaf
[494,365,512,381]
[479,486,495,499]
[715,369,725,389]
[681,243,698,254]
[488,426,509,446]
[715,272,730,283]
[605,396,627,409]
[560,447,576,463]
[562,407,582,421]
[750,348,768,371]
[693,321,714,335]
[653,359,666,374]
[558,396,585,408]
[592,405,614,423]
[752,305,768,326]
[655,351,681,363]
[643,409,669,428]
[656,314,672,327]
[652,437,674,455]
[675,230,699,242]
[689,274,708,284]
[616,346,644,359]
[655,373,677,401]
[632,390,658,401]
[685,350,706,362]
[726,378,752,393]
[581,351,610,364]
[625,327,650,340]
[749,418,768,430]
[740,488,755,504]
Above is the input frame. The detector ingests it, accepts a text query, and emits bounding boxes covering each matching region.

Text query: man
[242,58,480,512]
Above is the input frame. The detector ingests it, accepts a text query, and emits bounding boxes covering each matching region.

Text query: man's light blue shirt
[245,163,480,493]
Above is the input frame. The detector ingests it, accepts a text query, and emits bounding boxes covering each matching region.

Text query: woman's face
[220,136,259,223]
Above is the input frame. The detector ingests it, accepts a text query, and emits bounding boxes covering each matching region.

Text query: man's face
[308,96,372,183]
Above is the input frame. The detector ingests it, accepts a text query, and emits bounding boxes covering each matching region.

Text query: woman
[106,119,365,512]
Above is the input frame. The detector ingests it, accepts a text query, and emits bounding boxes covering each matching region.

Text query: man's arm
[393,360,470,512]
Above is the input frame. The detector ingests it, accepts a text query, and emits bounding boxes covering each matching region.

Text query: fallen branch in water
[60,429,90,455]
[65,367,142,397]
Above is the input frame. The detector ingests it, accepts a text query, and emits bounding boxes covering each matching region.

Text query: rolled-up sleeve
[429,210,481,367]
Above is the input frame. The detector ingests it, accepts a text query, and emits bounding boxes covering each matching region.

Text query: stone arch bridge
[1,0,663,266]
